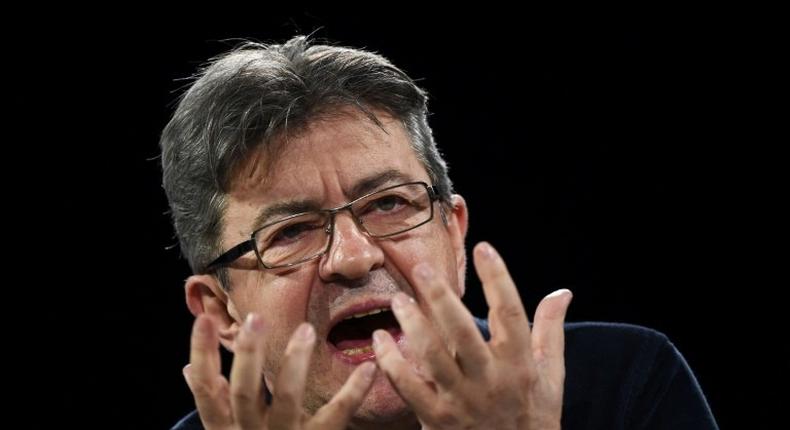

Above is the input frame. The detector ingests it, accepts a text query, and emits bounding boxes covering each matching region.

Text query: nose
[318,210,385,283]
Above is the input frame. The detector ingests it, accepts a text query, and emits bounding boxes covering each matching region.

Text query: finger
[229,313,267,429]
[411,264,492,378]
[188,314,233,428]
[267,323,316,429]
[473,242,532,362]
[531,289,572,380]
[372,329,438,418]
[390,292,466,386]
[310,361,377,429]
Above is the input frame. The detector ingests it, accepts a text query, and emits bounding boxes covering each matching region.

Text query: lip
[325,297,404,365]
[327,298,395,330]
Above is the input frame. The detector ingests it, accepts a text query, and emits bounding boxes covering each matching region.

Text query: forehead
[227,108,429,216]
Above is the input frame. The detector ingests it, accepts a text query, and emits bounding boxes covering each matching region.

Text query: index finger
[411,264,491,378]
[267,323,316,428]
[473,242,533,363]
[229,313,268,428]
[188,314,232,428]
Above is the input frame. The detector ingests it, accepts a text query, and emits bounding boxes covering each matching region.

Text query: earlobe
[185,274,242,352]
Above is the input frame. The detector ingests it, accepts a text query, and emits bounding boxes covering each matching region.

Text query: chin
[304,363,415,428]
[350,373,414,424]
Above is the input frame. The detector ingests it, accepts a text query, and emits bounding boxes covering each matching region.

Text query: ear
[185,274,243,352]
[445,194,469,295]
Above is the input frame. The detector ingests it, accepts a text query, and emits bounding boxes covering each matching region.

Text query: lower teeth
[341,345,373,356]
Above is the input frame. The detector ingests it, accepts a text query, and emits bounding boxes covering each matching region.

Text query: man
[161,36,718,429]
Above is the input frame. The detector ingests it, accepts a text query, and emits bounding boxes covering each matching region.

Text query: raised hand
[373,242,573,430]
[184,314,376,430]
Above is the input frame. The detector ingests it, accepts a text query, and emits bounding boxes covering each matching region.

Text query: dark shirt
[173,321,718,429]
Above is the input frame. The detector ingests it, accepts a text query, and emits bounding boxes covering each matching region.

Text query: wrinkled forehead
[228,107,426,199]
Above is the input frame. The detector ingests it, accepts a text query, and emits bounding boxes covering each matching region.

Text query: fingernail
[547,288,572,302]
[372,330,387,350]
[359,362,377,381]
[546,289,566,299]
[546,289,573,311]
[182,364,193,388]
[296,323,315,342]
[414,264,434,280]
[480,242,496,259]
[244,313,264,333]
[562,289,574,306]
[391,293,413,313]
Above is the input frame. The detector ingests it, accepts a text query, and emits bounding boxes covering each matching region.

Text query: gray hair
[160,36,453,286]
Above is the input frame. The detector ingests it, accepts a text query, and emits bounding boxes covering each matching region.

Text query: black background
[36,7,778,429]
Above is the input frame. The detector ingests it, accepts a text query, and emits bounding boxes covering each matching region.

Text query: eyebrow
[252,200,323,229]
[349,169,414,200]
[251,169,416,229]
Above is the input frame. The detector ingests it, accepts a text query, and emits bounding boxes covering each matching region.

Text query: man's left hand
[373,242,572,430]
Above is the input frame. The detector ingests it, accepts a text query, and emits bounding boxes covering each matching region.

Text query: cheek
[233,274,314,371]
[383,227,461,296]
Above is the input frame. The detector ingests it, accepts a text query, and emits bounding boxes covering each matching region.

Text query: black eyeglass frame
[204,181,440,272]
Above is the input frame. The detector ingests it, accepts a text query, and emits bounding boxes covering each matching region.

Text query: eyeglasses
[205,181,439,271]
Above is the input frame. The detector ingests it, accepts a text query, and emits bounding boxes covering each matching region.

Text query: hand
[372,242,573,430]
[183,314,376,430]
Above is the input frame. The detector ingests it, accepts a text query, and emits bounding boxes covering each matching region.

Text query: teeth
[342,345,374,356]
[342,307,388,321]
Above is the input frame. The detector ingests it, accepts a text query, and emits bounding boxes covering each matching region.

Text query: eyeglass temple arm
[205,240,256,271]
[428,185,439,201]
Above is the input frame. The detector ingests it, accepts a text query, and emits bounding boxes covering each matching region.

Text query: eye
[369,195,407,212]
[271,221,322,244]
[280,223,309,238]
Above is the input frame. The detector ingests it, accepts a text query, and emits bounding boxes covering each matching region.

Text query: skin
[182,107,573,429]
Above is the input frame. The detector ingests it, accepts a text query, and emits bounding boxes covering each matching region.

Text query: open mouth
[327,306,402,364]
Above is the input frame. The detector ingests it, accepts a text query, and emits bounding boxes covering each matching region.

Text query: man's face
[219,108,467,423]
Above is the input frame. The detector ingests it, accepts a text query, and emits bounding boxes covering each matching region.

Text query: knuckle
[486,380,512,401]
[236,415,260,429]
[268,409,299,430]
[496,303,525,322]
[230,385,256,404]
[432,405,460,427]
[427,283,448,302]
[331,395,354,413]
[274,388,299,409]
[486,384,523,412]
[374,348,393,366]
[489,336,507,350]
[388,365,413,388]
[493,271,512,286]
[420,340,444,360]
[447,372,468,391]
[518,367,538,386]
[234,337,258,354]
[189,380,214,398]
[452,327,479,345]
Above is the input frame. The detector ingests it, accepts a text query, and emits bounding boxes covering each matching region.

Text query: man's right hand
[183,313,376,430]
